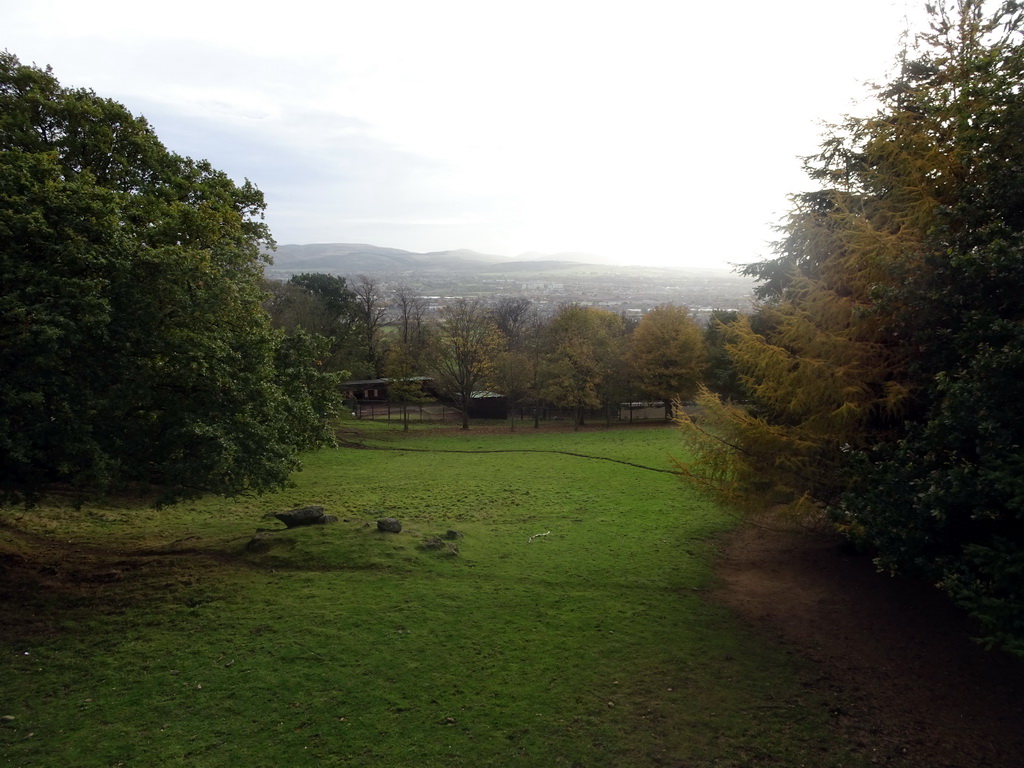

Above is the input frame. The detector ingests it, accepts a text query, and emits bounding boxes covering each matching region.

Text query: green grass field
[0,422,853,767]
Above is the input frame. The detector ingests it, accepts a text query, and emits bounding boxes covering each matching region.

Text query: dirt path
[713,519,1024,767]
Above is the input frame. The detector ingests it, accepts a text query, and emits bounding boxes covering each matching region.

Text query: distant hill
[263,243,616,277]
[262,242,756,313]
[265,243,510,275]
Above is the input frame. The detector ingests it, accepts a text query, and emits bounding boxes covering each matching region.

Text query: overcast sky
[4,0,925,270]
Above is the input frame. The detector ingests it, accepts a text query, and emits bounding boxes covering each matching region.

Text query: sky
[3,0,927,270]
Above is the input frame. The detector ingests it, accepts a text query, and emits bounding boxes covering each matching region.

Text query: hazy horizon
[3,0,926,271]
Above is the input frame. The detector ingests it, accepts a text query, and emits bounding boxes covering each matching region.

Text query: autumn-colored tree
[627,304,707,419]
[839,0,1024,655]
[540,306,625,429]
[675,5,953,509]
[677,1,1024,655]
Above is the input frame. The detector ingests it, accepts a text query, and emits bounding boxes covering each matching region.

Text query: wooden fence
[350,401,462,422]
[350,400,671,424]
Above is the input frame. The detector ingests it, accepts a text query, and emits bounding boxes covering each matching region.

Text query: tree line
[263,272,725,431]
[677,0,1024,656]
[0,51,716,506]
[12,0,1020,661]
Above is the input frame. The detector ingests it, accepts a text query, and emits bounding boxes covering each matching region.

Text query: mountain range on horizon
[264,242,733,277]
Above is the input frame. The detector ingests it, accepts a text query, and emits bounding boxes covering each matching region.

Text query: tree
[627,304,707,419]
[490,350,533,431]
[486,298,542,430]
[264,273,368,376]
[272,330,346,448]
[425,299,501,430]
[391,284,429,352]
[838,0,1024,655]
[489,297,534,349]
[351,274,389,375]
[676,1,1024,655]
[0,53,340,504]
[288,273,358,322]
[381,342,433,431]
[702,310,747,401]
[540,305,625,429]
[676,13,947,511]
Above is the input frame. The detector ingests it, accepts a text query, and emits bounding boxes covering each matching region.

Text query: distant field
[0,422,852,767]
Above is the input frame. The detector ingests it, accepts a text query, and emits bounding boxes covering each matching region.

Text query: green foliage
[845,307,1024,656]
[264,273,368,376]
[272,330,346,448]
[287,273,357,320]
[680,1,1024,654]
[702,310,746,401]
[839,1,1024,657]
[0,53,338,503]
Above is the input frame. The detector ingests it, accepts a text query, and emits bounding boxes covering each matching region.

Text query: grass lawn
[0,422,853,767]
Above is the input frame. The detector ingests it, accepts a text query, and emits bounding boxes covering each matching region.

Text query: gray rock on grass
[377,517,402,533]
[273,506,336,528]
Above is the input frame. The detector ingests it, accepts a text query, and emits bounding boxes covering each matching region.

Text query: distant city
[265,243,757,322]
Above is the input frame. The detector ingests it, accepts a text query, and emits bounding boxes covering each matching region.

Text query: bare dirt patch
[714,518,1024,767]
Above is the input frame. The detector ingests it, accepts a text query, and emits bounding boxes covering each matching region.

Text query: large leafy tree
[540,305,625,429]
[677,1,1024,654]
[0,53,339,504]
[264,273,368,376]
[627,304,707,419]
[841,0,1024,654]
